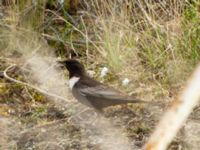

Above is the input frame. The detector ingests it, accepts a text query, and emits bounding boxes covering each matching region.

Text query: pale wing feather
[79,85,130,100]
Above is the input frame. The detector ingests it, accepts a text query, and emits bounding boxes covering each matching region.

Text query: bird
[59,59,147,111]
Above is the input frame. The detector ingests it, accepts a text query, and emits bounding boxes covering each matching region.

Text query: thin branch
[3,64,70,103]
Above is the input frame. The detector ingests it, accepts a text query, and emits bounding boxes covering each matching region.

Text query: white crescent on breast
[69,77,80,90]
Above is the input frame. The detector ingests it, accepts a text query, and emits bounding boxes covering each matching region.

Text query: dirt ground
[1,62,199,150]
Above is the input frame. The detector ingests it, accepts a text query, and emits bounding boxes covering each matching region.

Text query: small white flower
[58,0,65,5]
[122,78,130,86]
[87,70,96,77]
[100,67,109,78]
[167,43,172,49]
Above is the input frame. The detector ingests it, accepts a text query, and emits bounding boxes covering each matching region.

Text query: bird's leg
[67,107,90,125]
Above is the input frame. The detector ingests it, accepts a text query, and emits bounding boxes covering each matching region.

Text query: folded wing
[79,85,145,110]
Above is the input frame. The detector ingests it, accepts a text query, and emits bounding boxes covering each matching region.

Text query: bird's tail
[126,99,149,103]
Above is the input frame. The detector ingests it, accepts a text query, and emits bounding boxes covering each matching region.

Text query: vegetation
[0,0,200,149]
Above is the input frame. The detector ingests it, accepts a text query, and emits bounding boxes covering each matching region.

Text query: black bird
[59,59,147,111]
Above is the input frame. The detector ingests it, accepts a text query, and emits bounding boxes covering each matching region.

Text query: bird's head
[58,59,86,78]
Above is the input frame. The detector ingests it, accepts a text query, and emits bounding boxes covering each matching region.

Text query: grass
[88,0,200,93]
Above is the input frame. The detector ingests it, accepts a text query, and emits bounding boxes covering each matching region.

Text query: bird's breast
[69,76,80,90]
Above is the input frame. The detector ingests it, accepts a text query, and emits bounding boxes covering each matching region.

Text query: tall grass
[1,0,200,96]
[80,0,200,96]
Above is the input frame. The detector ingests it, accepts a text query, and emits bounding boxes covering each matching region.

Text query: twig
[20,117,69,134]
[145,64,200,150]
[19,107,91,135]
[3,64,70,103]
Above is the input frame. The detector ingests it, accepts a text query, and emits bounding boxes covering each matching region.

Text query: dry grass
[86,0,200,93]
[1,0,200,150]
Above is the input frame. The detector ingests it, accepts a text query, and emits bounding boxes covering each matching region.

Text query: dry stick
[19,107,91,136]
[46,10,105,56]
[3,64,71,103]
[137,0,161,29]
[144,64,200,150]
[3,64,94,134]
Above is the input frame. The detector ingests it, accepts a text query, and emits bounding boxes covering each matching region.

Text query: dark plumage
[59,59,147,111]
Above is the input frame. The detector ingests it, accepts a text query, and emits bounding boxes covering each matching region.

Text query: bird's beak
[57,60,65,64]
[57,60,66,68]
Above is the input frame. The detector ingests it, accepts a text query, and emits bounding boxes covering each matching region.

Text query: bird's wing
[78,85,146,110]
[77,85,145,110]
[79,85,131,100]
